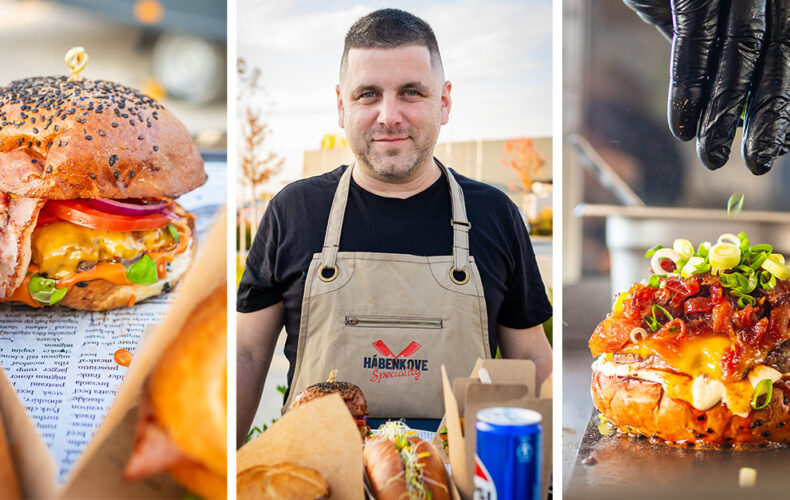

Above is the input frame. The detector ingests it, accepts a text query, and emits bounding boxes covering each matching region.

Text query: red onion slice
[87,198,170,216]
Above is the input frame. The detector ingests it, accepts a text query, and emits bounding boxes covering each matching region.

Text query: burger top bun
[0,76,206,199]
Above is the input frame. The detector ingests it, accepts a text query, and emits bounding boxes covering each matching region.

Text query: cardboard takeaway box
[0,210,227,499]
[439,359,552,500]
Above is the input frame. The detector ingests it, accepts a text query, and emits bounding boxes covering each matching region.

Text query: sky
[237,0,552,189]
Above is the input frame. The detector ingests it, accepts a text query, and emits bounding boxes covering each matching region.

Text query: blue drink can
[474,407,542,500]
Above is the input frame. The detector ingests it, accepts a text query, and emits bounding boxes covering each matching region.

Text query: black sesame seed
[89,173,96,179]
[129,119,135,125]
[31,159,37,164]
[35,140,40,146]
[85,135,92,141]
[706,428,713,434]
[99,130,106,136]
[137,135,143,140]
[54,125,59,132]
[46,141,52,149]
[779,422,785,428]
[111,122,119,128]
[76,117,85,123]
[128,171,135,179]
[696,433,705,439]
[75,282,88,288]
[113,171,119,180]
[122,113,129,119]
[153,145,159,151]
[109,154,118,167]
[32,127,38,134]
[47,166,53,173]
[762,431,771,437]
[20,112,27,119]
[26,141,31,147]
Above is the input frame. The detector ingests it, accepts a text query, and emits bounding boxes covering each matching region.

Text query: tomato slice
[46,200,171,231]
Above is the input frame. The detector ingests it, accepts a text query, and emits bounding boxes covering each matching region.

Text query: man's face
[337,45,451,182]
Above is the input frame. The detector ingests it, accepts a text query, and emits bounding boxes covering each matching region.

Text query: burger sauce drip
[114,348,133,367]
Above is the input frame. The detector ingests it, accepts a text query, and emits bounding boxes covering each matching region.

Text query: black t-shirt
[237,165,552,389]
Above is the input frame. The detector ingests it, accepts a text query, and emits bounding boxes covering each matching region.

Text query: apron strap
[318,160,472,278]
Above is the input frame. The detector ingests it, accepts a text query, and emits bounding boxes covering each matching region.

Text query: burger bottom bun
[236,463,330,500]
[591,368,790,446]
[58,236,194,311]
[169,461,226,500]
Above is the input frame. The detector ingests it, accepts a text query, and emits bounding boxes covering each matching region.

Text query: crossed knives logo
[364,340,428,383]
[372,340,421,358]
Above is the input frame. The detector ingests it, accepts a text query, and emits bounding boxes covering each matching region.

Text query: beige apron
[284,162,490,418]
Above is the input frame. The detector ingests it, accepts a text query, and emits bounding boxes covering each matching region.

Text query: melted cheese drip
[622,335,731,380]
[31,221,173,279]
[594,356,781,417]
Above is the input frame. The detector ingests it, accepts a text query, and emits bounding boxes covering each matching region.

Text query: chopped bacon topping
[590,274,790,381]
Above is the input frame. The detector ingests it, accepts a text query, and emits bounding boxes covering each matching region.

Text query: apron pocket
[344,314,443,329]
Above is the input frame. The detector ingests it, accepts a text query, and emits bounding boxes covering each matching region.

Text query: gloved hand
[623,0,790,174]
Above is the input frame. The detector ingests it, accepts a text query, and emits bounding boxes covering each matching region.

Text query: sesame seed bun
[0,76,205,199]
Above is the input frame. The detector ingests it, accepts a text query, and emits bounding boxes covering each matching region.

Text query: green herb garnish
[126,254,158,285]
[28,275,68,305]
[167,223,180,244]
[751,379,773,410]
[727,192,744,217]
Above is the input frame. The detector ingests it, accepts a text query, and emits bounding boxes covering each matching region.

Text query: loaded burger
[590,233,790,446]
[289,380,370,438]
[0,75,205,310]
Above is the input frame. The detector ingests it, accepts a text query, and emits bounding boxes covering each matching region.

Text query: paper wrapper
[237,394,364,500]
[439,359,553,500]
[2,208,227,499]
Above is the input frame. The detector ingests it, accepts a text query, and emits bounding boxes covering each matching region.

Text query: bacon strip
[0,193,44,300]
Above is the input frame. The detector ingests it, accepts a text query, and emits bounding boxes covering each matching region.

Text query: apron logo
[363,340,428,383]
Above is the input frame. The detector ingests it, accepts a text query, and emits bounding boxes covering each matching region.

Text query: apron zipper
[344,315,443,328]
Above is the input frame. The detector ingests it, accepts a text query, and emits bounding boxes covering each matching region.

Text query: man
[237,8,552,446]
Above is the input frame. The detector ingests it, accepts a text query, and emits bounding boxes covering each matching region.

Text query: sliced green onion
[651,248,682,275]
[645,304,673,332]
[645,244,665,259]
[697,242,711,259]
[737,294,756,309]
[613,292,628,313]
[727,192,744,217]
[648,274,662,288]
[751,244,772,253]
[673,238,694,259]
[709,243,741,273]
[681,257,705,277]
[737,231,750,250]
[749,252,769,270]
[759,271,777,290]
[718,233,740,246]
[762,254,790,281]
[693,262,711,274]
[751,378,773,410]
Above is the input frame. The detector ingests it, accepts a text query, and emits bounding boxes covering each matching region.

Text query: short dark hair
[340,9,443,80]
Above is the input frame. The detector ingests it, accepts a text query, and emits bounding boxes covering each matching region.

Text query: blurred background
[237,0,554,439]
[0,0,227,149]
[562,0,790,492]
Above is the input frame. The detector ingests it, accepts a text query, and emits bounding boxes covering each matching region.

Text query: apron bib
[284,162,490,418]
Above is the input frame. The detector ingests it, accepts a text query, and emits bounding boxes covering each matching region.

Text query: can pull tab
[65,47,89,81]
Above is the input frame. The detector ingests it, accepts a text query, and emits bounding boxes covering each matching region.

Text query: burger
[0,75,205,310]
[289,381,370,438]
[363,421,450,500]
[124,283,226,499]
[236,462,330,500]
[590,233,790,446]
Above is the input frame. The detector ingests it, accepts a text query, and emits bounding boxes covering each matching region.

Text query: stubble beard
[356,127,435,182]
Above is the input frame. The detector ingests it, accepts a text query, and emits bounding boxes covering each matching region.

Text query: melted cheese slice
[31,222,173,279]
[622,335,731,380]
[593,357,782,417]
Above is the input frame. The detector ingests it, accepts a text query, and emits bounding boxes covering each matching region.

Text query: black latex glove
[623,0,790,174]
